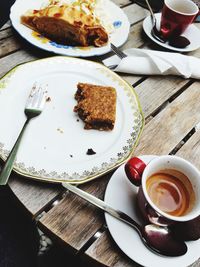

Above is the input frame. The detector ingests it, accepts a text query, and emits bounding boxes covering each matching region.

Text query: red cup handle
[124,157,146,186]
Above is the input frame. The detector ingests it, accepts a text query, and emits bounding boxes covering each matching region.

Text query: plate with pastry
[0,56,144,184]
[10,0,130,57]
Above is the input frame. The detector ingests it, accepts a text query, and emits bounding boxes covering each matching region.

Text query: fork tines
[26,83,47,110]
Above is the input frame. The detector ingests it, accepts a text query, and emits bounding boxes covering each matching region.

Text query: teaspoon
[63,183,187,257]
[144,0,166,43]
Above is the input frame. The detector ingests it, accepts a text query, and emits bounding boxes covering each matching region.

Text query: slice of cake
[20,0,108,47]
[74,83,116,131]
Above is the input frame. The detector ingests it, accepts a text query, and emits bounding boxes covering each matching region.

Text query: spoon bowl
[63,183,188,257]
[145,0,166,43]
[143,224,187,256]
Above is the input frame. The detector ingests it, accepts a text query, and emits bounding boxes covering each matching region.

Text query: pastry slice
[74,83,117,131]
[20,1,108,47]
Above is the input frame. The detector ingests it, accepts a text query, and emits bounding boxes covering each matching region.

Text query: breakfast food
[20,0,109,47]
[74,83,116,130]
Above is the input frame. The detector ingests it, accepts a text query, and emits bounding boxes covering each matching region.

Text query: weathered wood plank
[134,82,200,155]
[0,50,37,78]
[134,76,190,118]
[83,230,140,267]
[38,175,110,252]
[9,175,62,218]
[84,231,140,267]
[0,21,11,30]
[122,21,144,50]
[0,27,13,40]
[85,228,200,267]
[176,130,200,169]
[123,4,148,25]
[190,260,200,267]
[0,35,21,58]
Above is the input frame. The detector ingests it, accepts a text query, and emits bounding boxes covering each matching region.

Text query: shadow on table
[0,186,39,267]
[38,245,88,267]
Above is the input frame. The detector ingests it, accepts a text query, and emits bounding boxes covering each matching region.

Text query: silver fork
[110,43,127,59]
[108,43,127,69]
[0,83,47,185]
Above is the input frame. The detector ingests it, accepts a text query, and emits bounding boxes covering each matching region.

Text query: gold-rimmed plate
[0,56,144,184]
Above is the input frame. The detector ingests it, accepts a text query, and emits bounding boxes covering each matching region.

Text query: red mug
[160,0,199,39]
[125,155,200,227]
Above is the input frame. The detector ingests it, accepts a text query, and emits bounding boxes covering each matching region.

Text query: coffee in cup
[146,169,195,217]
[125,155,200,224]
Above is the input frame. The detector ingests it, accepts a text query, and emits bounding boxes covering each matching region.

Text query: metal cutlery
[0,83,47,185]
[108,43,127,70]
[63,183,187,257]
[110,43,127,59]
[144,0,165,43]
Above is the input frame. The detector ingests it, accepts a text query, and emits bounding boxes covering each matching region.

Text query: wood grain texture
[0,21,11,30]
[135,82,200,156]
[0,27,13,40]
[0,35,21,58]
[0,50,37,77]
[84,231,141,267]
[123,4,149,25]
[38,175,110,252]
[85,229,200,267]
[122,21,144,49]
[9,175,62,218]
[176,130,200,169]
[134,76,190,117]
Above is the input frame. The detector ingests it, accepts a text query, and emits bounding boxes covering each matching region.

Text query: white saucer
[104,155,200,267]
[143,13,200,52]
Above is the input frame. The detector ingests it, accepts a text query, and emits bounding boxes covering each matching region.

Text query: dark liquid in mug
[146,169,195,217]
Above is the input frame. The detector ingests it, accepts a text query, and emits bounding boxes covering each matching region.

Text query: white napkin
[103,48,200,79]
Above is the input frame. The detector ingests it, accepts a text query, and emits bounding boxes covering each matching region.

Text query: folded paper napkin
[103,48,200,79]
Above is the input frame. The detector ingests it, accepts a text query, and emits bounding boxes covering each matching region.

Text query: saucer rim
[104,155,200,267]
[143,13,200,52]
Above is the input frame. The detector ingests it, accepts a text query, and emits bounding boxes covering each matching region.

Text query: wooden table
[1,1,200,266]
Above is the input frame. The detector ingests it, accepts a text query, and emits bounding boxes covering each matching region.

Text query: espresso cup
[125,155,200,225]
[160,0,199,39]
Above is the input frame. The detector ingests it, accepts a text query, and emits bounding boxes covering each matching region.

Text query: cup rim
[164,0,199,16]
[142,155,200,222]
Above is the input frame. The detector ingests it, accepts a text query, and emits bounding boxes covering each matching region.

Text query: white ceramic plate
[143,13,200,52]
[0,56,144,184]
[10,0,130,57]
[104,155,200,267]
